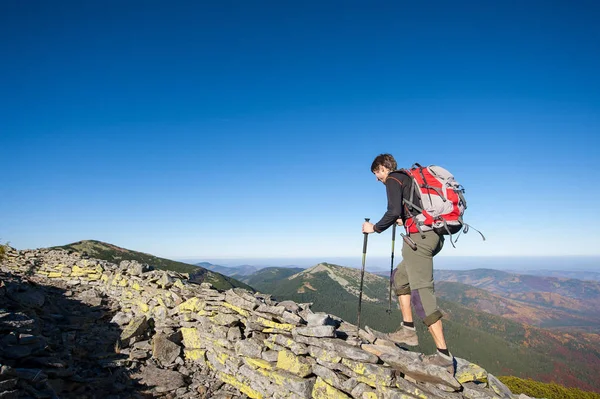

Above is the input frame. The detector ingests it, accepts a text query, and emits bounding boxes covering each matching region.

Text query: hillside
[434,269,600,332]
[247,262,600,392]
[52,240,253,291]
[241,266,307,290]
[436,280,600,331]
[196,261,261,277]
[434,268,600,303]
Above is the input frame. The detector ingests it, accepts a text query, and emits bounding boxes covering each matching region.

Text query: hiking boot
[385,323,418,346]
[422,350,455,374]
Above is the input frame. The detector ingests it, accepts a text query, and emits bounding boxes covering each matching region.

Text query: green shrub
[499,376,600,399]
[0,241,7,261]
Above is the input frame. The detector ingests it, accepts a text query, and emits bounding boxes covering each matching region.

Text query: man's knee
[392,267,410,295]
[410,287,442,325]
[423,310,443,326]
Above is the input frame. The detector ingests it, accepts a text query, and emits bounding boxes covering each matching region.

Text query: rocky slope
[53,240,253,291]
[1,247,536,399]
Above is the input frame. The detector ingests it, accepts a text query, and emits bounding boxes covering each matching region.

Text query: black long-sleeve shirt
[373,171,417,233]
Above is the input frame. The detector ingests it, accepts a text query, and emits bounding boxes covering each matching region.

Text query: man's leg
[403,231,448,350]
[386,257,418,346]
[398,293,412,323]
[428,319,447,350]
[406,232,454,373]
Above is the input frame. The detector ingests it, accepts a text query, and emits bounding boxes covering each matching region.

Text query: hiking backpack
[400,163,485,247]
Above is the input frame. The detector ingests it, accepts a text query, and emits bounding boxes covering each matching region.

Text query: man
[362,153,454,372]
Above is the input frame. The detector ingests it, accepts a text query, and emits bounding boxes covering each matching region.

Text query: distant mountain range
[195,261,262,277]
[505,269,600,282]
[52,240,253,291]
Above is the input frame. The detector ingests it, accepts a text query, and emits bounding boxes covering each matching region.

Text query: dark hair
[371,153,397,172]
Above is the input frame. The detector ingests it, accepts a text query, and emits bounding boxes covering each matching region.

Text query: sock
[402,321,415,328]
[437,347,450,357]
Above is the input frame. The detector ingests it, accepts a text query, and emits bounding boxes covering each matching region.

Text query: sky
[2,1,599,267]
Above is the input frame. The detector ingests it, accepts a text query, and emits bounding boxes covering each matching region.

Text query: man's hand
[396,218,403,226]
[362,222,375,234]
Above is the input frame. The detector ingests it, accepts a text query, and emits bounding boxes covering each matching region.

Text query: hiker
[362,153,454,372]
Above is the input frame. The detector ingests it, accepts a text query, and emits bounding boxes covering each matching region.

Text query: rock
[379,350,462,391]
[293,325,336,338]
[135,364,187,392]
[120,316,149,344]
[234,339,263,358]
[6,284,45,309]
[306,312,338,327]
[110,313,130,329]
[487,373,513,398]
[76,288,103,307]
[152,333,181,365]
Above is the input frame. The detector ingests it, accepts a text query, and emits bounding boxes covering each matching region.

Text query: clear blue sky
[2,1,599,263]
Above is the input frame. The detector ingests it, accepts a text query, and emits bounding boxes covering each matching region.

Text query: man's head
[371,153,397,184]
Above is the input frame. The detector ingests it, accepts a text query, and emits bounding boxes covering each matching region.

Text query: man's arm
[373,176,403,233]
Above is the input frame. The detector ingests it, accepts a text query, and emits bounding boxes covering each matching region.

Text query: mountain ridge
[52,240,253,291]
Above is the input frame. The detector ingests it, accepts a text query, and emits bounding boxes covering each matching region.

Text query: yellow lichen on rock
[312,377,350,399]
[245,357,274,370]
[70,265,87,277]
[276,350,312,377]
[342,358,366,375]
[255,316,294,331]
[255,367,305,387]
[222,302,250,317]
[184,349,206,362]
[173,279,185,289]
[198,310,215,317]
[181,327,203,349]
[456,362,488,384]
[178,297,204,313]
[137,301,149,313]
[341,358,393,388]
[216,350,229,365]
[217,371,263,399]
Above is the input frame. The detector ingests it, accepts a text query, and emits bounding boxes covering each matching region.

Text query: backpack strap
[395,168,428,239]
[463,223,486,241]
[451,223,487,247]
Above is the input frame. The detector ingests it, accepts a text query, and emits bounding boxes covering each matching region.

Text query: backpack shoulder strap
[390,170,424,220]
[393,168,413,178]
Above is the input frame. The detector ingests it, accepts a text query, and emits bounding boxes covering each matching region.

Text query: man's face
[374,166,391,184]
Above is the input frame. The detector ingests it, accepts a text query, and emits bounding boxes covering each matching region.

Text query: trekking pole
[357,218,370,331]
[387,224,396,315]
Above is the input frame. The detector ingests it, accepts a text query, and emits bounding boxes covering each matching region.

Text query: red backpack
[401,163,485,247]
